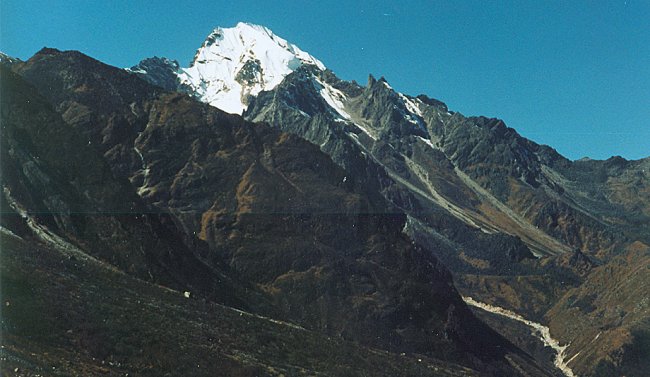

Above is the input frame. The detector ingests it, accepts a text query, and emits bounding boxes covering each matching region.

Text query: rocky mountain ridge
[128,23,650,376]
[2,49,552,376]
[131,24,649,263]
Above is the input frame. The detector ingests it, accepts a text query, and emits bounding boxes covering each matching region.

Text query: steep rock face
[536,155,650,256]
[14,48,160,182]
[130,23,650,264]
[0,66,262,310]
[246,66,392,203]
[126,56,185,92]
[133,23,630,261]
[10,49,540,374]
[246,66,540,272]
[425,110,650,258]
[247,63,650,261]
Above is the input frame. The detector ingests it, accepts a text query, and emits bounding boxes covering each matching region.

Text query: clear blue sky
[2,0,648,160]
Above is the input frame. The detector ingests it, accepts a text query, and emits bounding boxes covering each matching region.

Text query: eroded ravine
[462,296,577,377]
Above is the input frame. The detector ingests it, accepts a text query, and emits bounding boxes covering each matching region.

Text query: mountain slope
[544,241,650,376]
[1,63,482,377]
[7,48,556,375]
[125,22,650,376]
[0,52,22,66]
[1,226,480,377]
[0,65,261,310]
[127,23,649,262]
[129,22,650,261]
[126,56,184,92]
[246,65,650,260]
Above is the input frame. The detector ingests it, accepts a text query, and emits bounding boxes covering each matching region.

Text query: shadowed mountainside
[2,50,554,375]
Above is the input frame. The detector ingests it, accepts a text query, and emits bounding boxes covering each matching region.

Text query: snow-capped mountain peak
[0,51,22,66]
[178,22,325,115]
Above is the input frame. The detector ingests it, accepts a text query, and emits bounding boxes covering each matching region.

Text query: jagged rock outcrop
[126,56,185,92]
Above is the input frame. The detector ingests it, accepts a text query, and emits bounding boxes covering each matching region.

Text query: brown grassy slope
[545,241,650,376]
[0,231,478,377]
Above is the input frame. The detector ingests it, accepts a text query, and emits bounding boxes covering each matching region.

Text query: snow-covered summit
[178,22,325,115]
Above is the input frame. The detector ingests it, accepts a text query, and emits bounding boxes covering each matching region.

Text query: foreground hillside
[1,230,478,377]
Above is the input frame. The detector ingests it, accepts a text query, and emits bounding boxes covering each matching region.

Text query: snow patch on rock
[314,77,351,120]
